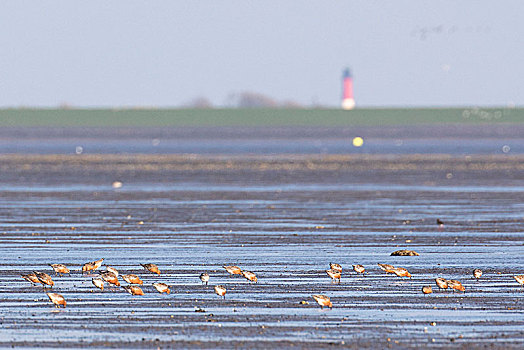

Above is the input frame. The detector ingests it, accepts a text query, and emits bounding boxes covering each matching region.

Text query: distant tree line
[184,92,306,109]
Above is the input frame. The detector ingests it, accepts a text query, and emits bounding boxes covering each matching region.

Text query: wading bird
[435,278,448,291]
[49,264,70,276]
[122,274,143,285]
[330,263,342,272]
[326,269,341,283]
[21,273,41,285]
[34,271,54,288]
[92,277,104,291]
[447,280,465,292]
[353,264,366,275]
[106,266,119,276]
[100,271,120,286]
[141,263,161,275]
[82,258,104,274]
[242,270,258,283]
[312,294,332,309]
[390,267,412,278]
[422,286,433,295]
[123,285,144,295]
[153,283,170,294]
[473,269,483,279]
[200,273,210,285]
[47,292,66,308]
[214,285,227,299]
[223,265,242,276]
[377,263,395,274]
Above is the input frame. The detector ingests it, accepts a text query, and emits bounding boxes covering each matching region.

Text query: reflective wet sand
[1,151,523,348]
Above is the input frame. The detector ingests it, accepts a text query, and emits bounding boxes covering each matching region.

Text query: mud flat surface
[1,153,523,348]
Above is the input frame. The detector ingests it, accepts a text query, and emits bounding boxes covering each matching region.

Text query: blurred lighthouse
[341,68,355,110]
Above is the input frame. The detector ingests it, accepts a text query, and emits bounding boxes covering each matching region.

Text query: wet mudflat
[1,151,524,348]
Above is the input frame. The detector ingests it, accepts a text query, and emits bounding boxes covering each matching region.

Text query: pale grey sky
[0,1,522,108]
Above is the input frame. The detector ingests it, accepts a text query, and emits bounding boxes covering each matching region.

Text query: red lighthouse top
[342,68,353,100]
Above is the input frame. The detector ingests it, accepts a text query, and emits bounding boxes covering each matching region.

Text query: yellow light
[352,137,364,147]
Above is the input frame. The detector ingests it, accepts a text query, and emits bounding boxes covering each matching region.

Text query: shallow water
[1,126,524,348]
[1,166,524,348]
[1,125,523,155]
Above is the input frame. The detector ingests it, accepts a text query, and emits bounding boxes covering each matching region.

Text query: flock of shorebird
[21,258,524,309]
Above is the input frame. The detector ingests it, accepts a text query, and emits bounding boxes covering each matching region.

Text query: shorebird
[447,280,466,292]
[422,286,433,295]
[82,258,104,274]
[21,273,42,285]
[435,277,449,291]
[473,269,483,279]
[47,292,66,308]
[214,285,227,299]
[153,283,171,294]
[353,264,366,275]
[223,265,242,276]
[82,262,96,274]
[330,263,342,272]
[200,273,210,285]
[390,267,412,278]
[377,263,395,274]
[141,263,161,275]
[106,266,119,277]
[92,277,104,291]
[312,294,332,309]
[123,285,144,295]
[49,264,70,276]
[100,271,120,286]
[242,270,258,283]
[513,275,524,287]
[326,269,341,283]
[34,271,54,288]
[122,274,143,285]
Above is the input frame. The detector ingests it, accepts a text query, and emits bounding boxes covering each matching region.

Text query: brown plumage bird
[390,267,412,278]
[100,271,120,286]
[82,262,96,274]
[242,270,258,283]
[473,269,483,279]
[123,285,144,295]
[223,265,242,276]
[152,283,171,294]
[214,285,227,299]
[377,263,395,274]
[21,273,42,285]
[312,294,332,309]
[122,274,143,285]
[435,277,448,291]
[34,271,54,287]
[82,258,104,274]
[352,264,366,275]
[47,292,66,308]
[330,263,342,272]
[105,266,119,277]
[326,269,341,283]
[49,264,70,276]
[447,279,466,292]
[422,286,433,295]
[141,263,161,275]
[92,277,104,291]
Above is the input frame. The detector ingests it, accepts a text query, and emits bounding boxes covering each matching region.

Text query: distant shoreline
[0,107,522,127]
